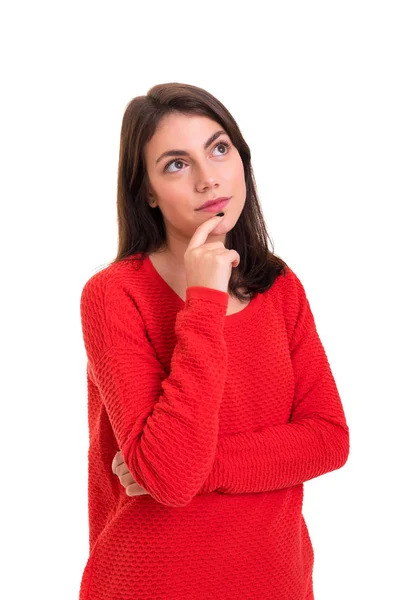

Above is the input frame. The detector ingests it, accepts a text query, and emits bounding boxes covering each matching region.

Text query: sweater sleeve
[80,272,229,507]
[198,270,350,495]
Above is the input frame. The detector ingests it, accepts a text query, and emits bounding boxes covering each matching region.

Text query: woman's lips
[197,198,231,212]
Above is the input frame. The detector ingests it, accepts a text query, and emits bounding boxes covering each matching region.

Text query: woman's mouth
[196,197,231,212]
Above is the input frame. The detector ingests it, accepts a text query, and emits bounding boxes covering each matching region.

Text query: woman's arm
[108,268,350,499]
[81,270,229,508]
[198,273,350,495]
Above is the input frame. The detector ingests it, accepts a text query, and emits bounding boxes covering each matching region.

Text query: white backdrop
[1,1,399,598]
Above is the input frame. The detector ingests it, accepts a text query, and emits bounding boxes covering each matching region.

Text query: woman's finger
[115,462,130,477]
[120,471,136,487]
[126,482,149,497]
[111,450,124,475]
[112,452,149,497]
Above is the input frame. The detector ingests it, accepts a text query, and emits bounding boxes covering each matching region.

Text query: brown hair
[105,82,288,300]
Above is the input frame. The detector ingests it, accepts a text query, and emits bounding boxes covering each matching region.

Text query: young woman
[79,82,350,599]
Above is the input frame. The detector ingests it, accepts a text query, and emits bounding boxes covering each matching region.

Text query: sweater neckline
[142,254,263,326]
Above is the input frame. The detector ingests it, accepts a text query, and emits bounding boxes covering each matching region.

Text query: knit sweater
[78,253,350,600]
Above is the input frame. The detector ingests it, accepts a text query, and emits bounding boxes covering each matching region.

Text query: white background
[1,1,399,598]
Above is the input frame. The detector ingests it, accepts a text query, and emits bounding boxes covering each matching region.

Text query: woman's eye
[213,142,230,156]
[163,140,231,173]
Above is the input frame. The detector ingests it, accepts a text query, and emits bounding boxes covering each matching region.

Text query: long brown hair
[105,82,288,301]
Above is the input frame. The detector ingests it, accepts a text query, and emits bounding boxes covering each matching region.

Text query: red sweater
[78,253,350,600]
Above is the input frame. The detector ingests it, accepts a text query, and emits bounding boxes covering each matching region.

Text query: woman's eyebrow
[155,130,227,165]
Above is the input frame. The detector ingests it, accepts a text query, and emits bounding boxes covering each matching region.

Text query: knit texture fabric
[78,253,350,600]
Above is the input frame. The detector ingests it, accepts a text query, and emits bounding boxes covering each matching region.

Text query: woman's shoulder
[264,263,309,327]
[279,264,308,302]
[267,263,302,299]
[80,253,146,304]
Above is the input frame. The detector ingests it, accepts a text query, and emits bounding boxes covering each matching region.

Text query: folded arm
[81,270,229,508]
[198,270,350,495]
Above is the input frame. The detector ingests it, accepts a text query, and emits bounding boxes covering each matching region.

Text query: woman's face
[143,113,246,246]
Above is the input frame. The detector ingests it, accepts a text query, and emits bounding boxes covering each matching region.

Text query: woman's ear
[145,181,156,206]
[147,191,158,208]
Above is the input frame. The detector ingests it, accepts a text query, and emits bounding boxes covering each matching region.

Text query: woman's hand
[184,213,240,293]
[111,450,150,497]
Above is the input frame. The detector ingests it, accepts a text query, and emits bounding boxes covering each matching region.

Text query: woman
[79,82,350,599]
